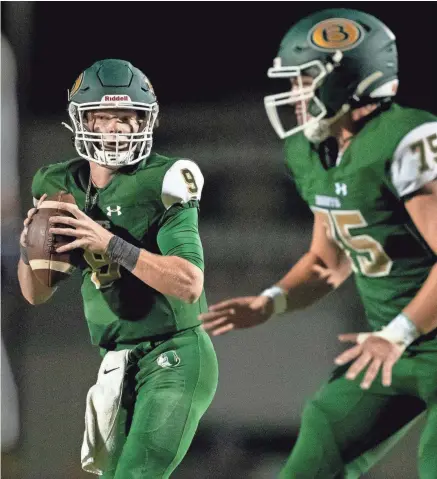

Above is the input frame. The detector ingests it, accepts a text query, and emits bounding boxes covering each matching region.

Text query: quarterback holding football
[18,59,218,478]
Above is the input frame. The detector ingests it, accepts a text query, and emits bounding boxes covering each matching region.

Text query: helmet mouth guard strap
[304,103,351,144]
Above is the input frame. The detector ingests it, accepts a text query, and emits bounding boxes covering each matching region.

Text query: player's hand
[48,202,114,254]
[199,295,273,336]
[20,194,48,247]
[335,333,404,390]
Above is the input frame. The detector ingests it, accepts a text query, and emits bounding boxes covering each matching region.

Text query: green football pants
[280,343,437,479]
[101,326,218,479]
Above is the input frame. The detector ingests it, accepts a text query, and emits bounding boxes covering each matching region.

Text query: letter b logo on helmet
[310,18,365,51]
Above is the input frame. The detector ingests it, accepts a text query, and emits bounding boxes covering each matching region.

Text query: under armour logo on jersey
[335,183,348,196]
[106,206,122,216]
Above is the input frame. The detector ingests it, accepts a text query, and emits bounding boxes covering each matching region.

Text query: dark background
[2,2,437,478]
[5,2,437,112]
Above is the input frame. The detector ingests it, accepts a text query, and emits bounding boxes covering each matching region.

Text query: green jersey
[284,104,437,330]
[32,153,207,349]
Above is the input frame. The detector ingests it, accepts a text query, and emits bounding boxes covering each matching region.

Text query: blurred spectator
[1,34,21,453]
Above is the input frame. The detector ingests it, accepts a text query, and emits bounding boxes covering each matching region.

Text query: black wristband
[106,236,140,272]
[20,244,30,265]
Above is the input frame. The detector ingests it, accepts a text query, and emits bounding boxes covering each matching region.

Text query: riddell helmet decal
[100,95,132,102]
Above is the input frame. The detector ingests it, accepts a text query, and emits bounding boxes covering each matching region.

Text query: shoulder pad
[161,159,204,209]
[391,122,437,197]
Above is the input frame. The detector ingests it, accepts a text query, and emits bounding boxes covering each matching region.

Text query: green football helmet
[264,9,398,143]
[66,59,159,167]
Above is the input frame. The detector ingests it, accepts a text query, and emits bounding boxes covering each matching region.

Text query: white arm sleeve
[391,122,437,197]
[161,159,204,210]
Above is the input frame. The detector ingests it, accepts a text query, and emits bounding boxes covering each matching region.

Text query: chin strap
[304,103,351,144]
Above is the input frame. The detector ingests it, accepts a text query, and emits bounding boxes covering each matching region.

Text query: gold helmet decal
[69,72,84,100]
[309,18,364,51]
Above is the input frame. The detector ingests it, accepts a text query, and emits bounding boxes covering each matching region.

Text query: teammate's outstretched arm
[199,212,352,336]
[402,179,437,332]
[18,194,58,305]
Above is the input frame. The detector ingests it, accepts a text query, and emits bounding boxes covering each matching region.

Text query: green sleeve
[31,168,45,200]
[31,166,63,199]
[31,163,68,200]
[157,201,204,271]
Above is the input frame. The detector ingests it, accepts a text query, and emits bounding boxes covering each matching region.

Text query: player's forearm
[132,250,203,303]
[276,251,351,312]
[106,235,203,303]
[277,252,334,311]
[403,262,437,334]
[17,259,56,305]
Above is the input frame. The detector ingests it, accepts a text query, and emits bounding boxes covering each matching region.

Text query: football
[27,191,79,287]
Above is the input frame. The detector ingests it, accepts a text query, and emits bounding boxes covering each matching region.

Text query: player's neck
[332,104,379,154]
[335,129,355,154]
[89,162,118,188]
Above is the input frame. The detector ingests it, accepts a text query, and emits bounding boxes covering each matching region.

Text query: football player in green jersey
[18,59,218,478]
[200,9,437,478]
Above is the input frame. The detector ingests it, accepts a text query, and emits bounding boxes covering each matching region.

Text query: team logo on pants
[157,351,181,368]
